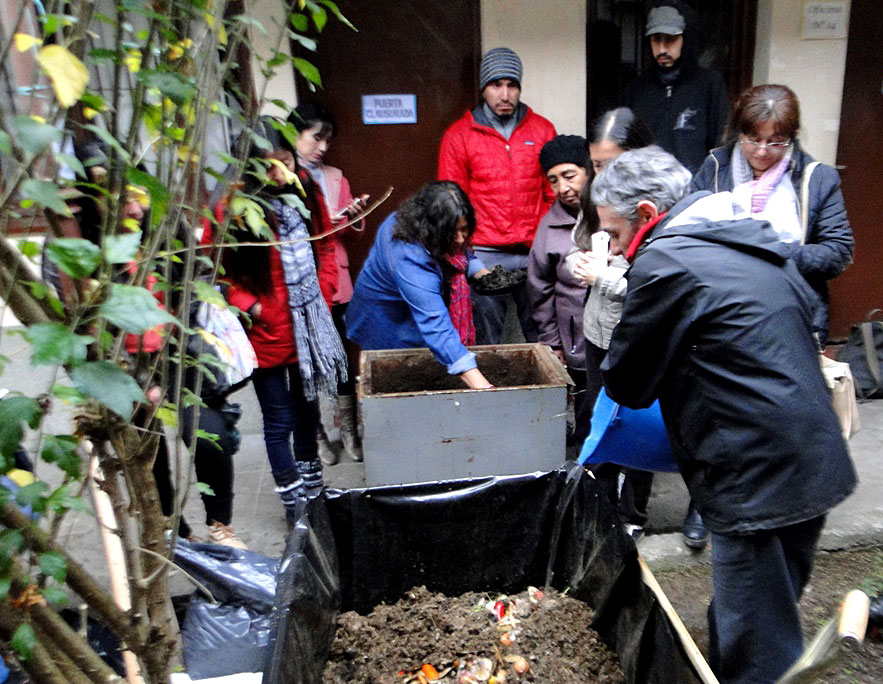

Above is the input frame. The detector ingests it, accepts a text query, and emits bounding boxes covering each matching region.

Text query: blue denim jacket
[346,213,483,374]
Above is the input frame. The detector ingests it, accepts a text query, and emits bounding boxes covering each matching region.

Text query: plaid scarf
[444,251,475,346]
[271,199,347,400]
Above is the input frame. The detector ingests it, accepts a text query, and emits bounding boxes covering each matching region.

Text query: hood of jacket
[646,191,793,265]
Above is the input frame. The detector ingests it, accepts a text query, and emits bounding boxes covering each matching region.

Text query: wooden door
[828,0,883,339]
[293,0,481,273]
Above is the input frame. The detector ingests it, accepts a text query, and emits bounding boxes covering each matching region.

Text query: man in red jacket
[438,47,556,344]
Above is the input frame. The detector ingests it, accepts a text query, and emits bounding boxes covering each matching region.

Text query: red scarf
[625,212,668,263]
[444,251,475,346]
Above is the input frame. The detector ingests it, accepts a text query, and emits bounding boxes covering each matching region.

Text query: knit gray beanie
[479,48,523,91]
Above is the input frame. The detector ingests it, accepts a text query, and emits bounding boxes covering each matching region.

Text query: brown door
[828,0,883,339]
[293,0,481,274]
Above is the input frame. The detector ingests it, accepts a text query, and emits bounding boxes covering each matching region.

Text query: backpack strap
[799,161,821,246]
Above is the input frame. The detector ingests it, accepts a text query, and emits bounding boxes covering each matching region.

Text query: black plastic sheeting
[259,468,703,684]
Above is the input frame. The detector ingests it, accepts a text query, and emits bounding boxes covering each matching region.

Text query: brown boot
[338,394,363,462]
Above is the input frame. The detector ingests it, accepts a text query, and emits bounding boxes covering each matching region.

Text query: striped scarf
[444,251,475,346]
[271,199,347,400]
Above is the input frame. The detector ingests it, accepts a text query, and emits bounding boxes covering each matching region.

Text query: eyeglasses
[740,138,791,151]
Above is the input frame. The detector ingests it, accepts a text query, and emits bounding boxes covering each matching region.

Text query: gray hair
[590,146,692,221]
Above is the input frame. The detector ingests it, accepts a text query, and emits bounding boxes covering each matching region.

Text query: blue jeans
[470,250,538,344]
[252,364,318,485]
[708,515,826,683]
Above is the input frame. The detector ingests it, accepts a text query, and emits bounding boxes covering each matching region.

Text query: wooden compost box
[358,343,571,486]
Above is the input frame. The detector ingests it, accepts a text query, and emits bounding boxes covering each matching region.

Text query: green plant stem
[0,605,73,684]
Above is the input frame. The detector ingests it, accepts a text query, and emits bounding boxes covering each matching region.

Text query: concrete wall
[753,0,850,165]
[249,0,299,116]
[481,0,587,136]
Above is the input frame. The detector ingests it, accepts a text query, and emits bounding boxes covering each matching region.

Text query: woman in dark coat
[691,83,853,345]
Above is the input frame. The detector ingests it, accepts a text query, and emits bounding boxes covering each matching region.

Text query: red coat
[438,105,556,250]
[202,183,337,369]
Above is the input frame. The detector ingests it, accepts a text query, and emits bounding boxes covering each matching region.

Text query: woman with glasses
[691,83,853,345]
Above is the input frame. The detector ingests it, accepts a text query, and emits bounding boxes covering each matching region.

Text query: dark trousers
[583,339,654,527]
[330,302,355,396]
[470,251,538,344]
[252,363,318,485]
[708,515,826,684]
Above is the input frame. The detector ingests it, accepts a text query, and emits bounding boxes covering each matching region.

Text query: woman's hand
[472,268,491,279]
[249,302,262,319]
[459,368,494,389]
[333,193,370,224]
[571,252,610,286]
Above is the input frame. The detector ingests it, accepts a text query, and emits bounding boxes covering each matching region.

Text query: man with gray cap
[623,0,729,174]
[439,47,556,344]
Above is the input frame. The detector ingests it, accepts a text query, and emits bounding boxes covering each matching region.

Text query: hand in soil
[322,586,624,683]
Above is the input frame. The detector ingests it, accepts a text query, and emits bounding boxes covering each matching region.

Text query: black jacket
[602,192,856,535]
[623,58,729,175]
[690,142,854,342]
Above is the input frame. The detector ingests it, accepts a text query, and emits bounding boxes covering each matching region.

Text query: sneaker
[206,521,248,550]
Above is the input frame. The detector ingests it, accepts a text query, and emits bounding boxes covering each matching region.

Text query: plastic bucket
[578,389,678,473]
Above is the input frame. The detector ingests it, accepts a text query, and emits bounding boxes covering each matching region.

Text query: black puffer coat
[690,142,853,343]
[602,192,857,535]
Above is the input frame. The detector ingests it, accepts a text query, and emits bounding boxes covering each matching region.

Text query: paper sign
[802,1,848,39]
[362,94,417,125]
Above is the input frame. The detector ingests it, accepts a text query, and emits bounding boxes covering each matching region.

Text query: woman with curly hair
[346,181,493,389]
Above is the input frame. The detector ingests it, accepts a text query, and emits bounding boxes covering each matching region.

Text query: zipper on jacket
[505,143,511,159]
[665,86,673,98]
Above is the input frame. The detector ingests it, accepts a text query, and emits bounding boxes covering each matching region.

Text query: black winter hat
[539,135,589,173]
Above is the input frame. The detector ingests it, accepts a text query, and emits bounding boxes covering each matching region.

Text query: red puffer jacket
[438,104,556,250]
[201,178,337,369]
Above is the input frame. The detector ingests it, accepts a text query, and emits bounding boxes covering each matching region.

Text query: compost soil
[472,265,527,296]
[322,586,624,683]
[655,546,883,683]
[370,349,545,394]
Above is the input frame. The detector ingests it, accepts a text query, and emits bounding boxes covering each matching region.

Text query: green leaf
[193,281,227,308]
[0,397,42,465]
[10,116,62,159]
[51,384,85,405]
[88,47,120,62]
[195,482,215,496]
[0,530,24,559]
[56,152,87,178]
[25,323,92,366]
[16,481,49,513]
[293,58,322,87]
[318,0,356,30]
[40,585,69,606]
[230,196,268,236]
[45,238,101,278]
[0,130,11,155]
[269,119,298,150]
[0,578,10,600]
[287,31,317,51]
[308,2,327,32]
[39,551,67,582]
[289,12,308,32]
[42,14,75,36]
[126,167,169,227]
[80,92,107,110]
[156,405,178,428]
[20,179,71,216]
[46,484,91,515]
[103,231,142,264]
[17,239,41,259]
[248,129,272,152]
[84,123,132,164]
[100,283,180,333]
[71,361,146,419]
[138,70,195,106]
[11,624,36,661]
[278,193,309,217]
[196,429,220,448]
[41,435,81,479]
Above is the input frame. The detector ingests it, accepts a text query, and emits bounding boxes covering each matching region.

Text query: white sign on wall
[802,1,848,40]
[362,94,417,125]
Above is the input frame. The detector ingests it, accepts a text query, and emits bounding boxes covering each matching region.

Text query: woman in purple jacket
[527,135,592,445]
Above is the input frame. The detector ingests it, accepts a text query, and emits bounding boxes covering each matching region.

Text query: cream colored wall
[481,0,587,136]
[753,0,850,165]
[249,0,299,115]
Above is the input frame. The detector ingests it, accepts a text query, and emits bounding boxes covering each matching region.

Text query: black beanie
[539,135,589,173]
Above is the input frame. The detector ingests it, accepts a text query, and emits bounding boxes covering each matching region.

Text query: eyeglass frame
[739,137,792,151]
